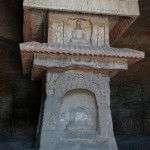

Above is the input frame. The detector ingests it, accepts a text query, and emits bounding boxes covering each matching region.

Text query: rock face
[0,0,23,41]
[0,38,41,150]
[0,0,149,150]
[111,0,150,134]
[110,0,150,148]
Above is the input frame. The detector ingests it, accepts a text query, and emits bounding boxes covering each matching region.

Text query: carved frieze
[48,12,109,46]
[45,71,109,106]
[33,53,128,70]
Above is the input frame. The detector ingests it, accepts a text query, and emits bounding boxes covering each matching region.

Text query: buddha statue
[70,20,90,45]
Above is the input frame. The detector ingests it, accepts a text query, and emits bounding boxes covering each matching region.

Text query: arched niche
[60,89,99,134]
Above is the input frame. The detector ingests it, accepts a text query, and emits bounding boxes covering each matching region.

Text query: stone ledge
[24,0,139,17]
[20,42,144,59]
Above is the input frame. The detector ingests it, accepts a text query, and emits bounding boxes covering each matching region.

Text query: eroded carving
[48,12,109,46]
[39,71,117,149]
[69,19,91,45]
[92,25,105,46]
[45,71,109,107]
[53,22,64,44]
[60,89,98,133]
[34,53,128,70]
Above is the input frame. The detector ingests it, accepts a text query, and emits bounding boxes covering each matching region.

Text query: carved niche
[39,71,113,149]
[60,89,99,134]
[48,11,109,46]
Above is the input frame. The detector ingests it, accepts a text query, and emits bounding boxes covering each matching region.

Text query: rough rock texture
[110,0,150,148]
[23,0,140,16]
[0,0,23,42]
[0,38,41,150]
[0,0,149,150]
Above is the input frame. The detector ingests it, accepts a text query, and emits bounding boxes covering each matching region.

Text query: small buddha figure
[70,20,89,45]
[66,107,92,132]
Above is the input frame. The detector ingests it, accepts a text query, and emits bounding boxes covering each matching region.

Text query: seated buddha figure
[70,20,89,45]
[60,90,98,134]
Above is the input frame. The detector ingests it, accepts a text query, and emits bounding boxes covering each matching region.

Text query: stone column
[20,1,143,149]
[20,42,144,150]
[38,70,118,150]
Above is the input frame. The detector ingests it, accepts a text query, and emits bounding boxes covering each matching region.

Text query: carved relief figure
[70,20,89,45]
[54,22,64,44]
[97,26,105,46]
[60,89,98,133]
[92,25,105,46]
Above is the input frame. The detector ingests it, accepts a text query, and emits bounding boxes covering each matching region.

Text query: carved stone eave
[23,0,139,17]
[19,42,144,80]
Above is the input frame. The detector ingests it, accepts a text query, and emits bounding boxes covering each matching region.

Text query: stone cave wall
[0,0,149,150]
[110,0,150,148]
[111,0,150,134]
[0,0,41,149]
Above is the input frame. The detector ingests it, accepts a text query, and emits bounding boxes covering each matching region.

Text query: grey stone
[37,71,118,150]
[24,0,139,17]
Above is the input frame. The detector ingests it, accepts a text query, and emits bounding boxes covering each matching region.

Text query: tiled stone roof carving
[20,42,144,59]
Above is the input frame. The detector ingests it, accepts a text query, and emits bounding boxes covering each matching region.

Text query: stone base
[37,70,118,150]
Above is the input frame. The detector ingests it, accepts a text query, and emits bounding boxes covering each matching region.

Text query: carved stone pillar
[20,0,144,150]
[38,70,118,150]
[20,42,144,150]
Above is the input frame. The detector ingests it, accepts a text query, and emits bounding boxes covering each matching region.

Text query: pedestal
[38,70,117,150]
[20,42,144,150]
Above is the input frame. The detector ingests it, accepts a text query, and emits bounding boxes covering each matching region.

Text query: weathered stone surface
[38,71,117,150]
[24,0,139,17]
[33,53,128,70]
[0,0,23,41]
[48,11,109,46]
[31,9,47,42]
[19,42,144,75]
